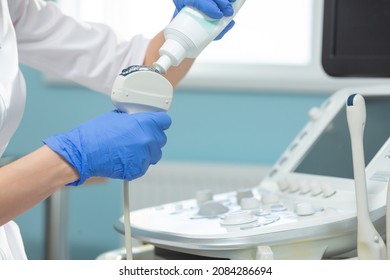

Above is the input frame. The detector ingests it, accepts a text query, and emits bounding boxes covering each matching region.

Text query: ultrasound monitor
[294,96,390,179]
[322,0,390,77]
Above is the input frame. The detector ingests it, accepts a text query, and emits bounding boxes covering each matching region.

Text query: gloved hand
[173,0,236,40]
[43,110,171,186]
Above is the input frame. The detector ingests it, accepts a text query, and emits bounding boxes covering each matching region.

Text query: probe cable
[123,180,133,260]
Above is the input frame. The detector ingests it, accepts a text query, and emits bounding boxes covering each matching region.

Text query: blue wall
[7,66,327,259]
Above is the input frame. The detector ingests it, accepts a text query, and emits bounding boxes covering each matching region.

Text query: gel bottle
[154,0,247,74]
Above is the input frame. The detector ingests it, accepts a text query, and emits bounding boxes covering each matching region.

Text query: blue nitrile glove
[43,110,171,186]
[173,0,236,40]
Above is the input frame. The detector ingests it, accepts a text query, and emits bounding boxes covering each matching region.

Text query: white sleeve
[9,0,150,95]
[0,221,27,260]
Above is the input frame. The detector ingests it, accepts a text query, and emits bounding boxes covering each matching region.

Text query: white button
[277,179,289,192]
[198,201,229,217]
[270,204,287,212]
[295,202,315,216]
[308,106,322,121]
[236,189,253,204]
[195,189,213,204]
[288,181,299,193]
[322,183,336,197]
[310,182,322,196]
[255,214,280,226]
[253,210,270,216]
[299,181,311,194]
[241,197,261,210]
[221,210,257,225]
[261,192,279,204]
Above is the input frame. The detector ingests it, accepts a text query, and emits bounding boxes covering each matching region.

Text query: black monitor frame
[322,0,390,77]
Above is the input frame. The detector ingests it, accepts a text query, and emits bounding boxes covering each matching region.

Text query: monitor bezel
[322,0,390,78]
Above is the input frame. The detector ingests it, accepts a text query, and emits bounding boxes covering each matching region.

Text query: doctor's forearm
[143,31,194,89]
[0,146,78,226]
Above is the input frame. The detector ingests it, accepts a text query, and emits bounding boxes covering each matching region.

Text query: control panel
[116,86,390,260]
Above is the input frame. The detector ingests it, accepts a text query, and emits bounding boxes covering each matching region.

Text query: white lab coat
[0,0,150,259]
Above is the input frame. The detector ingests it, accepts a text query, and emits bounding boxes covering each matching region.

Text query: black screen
[294,97,390,179]
[322,0,390,77]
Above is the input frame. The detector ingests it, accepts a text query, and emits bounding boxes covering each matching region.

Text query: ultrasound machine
[114,0,390,260]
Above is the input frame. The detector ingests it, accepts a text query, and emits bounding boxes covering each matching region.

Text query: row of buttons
[277,179,336,198]
[189,187,323,229]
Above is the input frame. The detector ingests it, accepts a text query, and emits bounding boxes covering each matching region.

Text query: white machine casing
[122,85,390,260]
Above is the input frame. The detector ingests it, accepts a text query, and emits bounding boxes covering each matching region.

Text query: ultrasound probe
[111,66,173,260]
[346,93,387,260]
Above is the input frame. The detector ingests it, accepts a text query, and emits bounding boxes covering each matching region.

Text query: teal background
[7,66,327,259]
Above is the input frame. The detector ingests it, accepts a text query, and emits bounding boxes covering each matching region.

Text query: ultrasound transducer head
[111,65,173,114]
